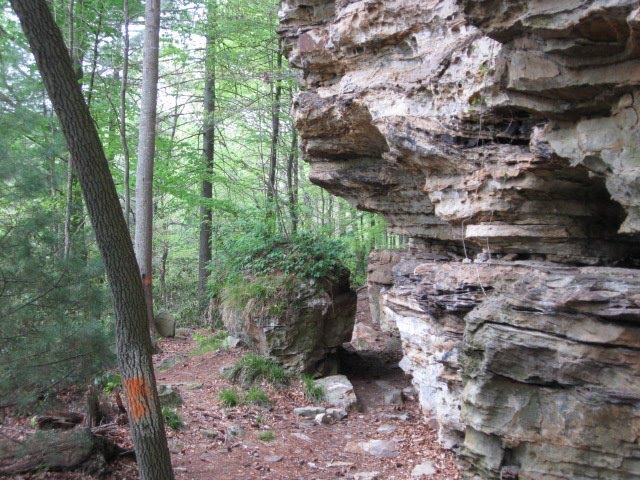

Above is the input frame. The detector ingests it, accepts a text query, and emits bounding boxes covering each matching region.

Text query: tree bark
[134,0,161,332]
[198,20,216,318]
[10,2,174,479]
[286,118,298,234]
[266,38,283,232]
[120,0,131,230]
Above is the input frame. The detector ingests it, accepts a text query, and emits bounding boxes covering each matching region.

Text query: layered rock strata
[384,257,640,478]
[280,0,640,478]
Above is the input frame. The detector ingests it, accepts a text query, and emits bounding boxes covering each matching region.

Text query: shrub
[210,228,348,302]
[245,387,270,407]
[192,330,228,355]
[218,388,241,407]
[94,372,121,394]
[257,430,275,442]
[301,374,325,404]
[225,354,288,387]
[221,274,293,317]
[162,406,183,430]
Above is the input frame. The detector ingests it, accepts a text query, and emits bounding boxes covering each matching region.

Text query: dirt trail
[152,334,460,480]
[1,292,461,479]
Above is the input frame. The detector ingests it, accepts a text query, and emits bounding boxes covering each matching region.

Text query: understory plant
[162,406,183,430]
[192,330,228,355]
[257,430,275,442]
[218,388,242,407]
[218,386,271,408]
[212,229,348,304]
[245,387,271,407]
[301,374,325,404]
[225,353,288,387]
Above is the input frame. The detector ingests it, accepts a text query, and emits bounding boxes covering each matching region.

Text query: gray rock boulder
[157,384,182,408]
[359,439,399,458]
[314,375,358,411]
[279,0,640,477]
[154,312,175,338]
[293,406,326,418]
[411,460,437,478]
[222,272,356,373]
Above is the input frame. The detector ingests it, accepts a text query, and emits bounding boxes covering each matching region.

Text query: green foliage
[218,386,270,408]
[256,430,275,442]
[214,228,352,322]
[162,406,183,431]
[192,330,228,355]
[94,372,122,394]
[218,388,241,407]
[225,230,345,282]
[0,193,115,410]
[221,273,294,318]
[245,387,270,407]
[0,0,396,414]
[0,5,116,411]
[301,374,325,404]
[225,354,288,387]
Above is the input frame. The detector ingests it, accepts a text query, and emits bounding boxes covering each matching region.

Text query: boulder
[222,271,356,373]
[157,354,187,371]
[411,461,437,478]
[294,406,326,418]
[314,375,358,411]
[359,439,400,458]
[154,312,175,338]
[157,384,183,408]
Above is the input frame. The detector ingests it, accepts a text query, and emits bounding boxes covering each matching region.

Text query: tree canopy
[0,0,402,412]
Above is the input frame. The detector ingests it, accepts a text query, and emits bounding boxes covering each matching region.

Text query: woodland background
[0,0,403,409]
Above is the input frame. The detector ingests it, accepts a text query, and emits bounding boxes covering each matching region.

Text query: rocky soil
[0,294,460,479]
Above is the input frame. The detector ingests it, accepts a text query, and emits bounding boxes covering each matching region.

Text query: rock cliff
[280,1,640,478]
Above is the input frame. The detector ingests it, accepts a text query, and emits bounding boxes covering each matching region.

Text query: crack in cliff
[472,319,640,352]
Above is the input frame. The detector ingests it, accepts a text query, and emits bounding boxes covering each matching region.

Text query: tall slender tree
[120,0,132,229]
[286,119,298,234]
[266,37,283,232]
[198,5,216,318]
[9,1,174,478]
[134,0,161,331]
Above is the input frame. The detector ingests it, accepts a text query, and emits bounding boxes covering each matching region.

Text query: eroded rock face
[386,259,640,478]
[280,0,640,478]
[280,0,640,264]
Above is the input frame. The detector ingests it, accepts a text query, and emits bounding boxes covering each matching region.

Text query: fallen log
[0,428,122,476]
[35,411,84,430]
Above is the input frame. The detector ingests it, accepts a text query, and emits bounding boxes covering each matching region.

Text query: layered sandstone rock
[280,0,640,478]
[385,258,640,478]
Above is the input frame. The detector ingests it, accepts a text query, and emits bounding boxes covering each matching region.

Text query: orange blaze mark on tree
[142,274,152,286]
[123,377,149,421]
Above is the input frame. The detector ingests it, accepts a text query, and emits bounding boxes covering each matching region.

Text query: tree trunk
[266,38,283,232]
[0,429,122,476]
[198,19,216,318]
[120,0,131,230]
[159,241,169,305]
[10,2,174,479]
[134,0,161,333]
[85,6,103,109]
[286,120,298,234]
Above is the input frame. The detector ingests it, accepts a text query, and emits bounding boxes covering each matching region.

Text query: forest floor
[1,294,461,480]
